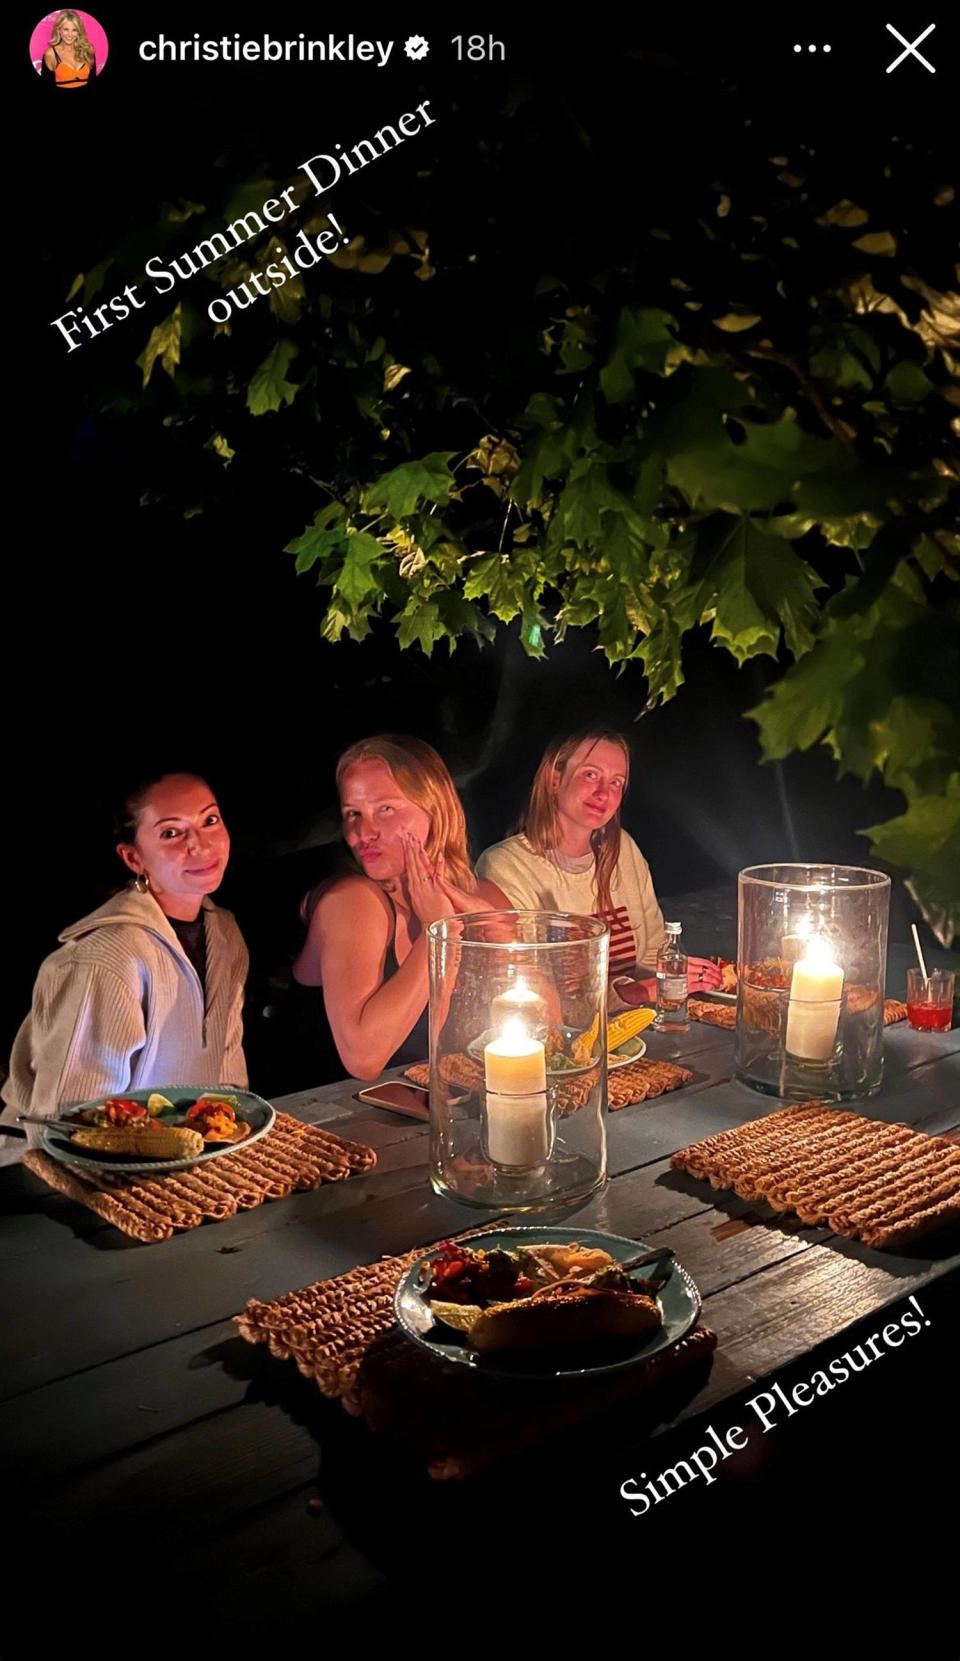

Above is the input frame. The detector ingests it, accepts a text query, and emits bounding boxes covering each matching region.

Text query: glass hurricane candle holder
[735,865,891,1101]
[427,912,609,1210]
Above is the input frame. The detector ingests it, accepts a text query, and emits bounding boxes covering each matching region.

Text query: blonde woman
[293,736,509,1079]
[477,729,720,1000]
[41,11,97,87]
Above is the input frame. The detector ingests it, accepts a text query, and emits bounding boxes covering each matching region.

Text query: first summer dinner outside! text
[49,100,437,352]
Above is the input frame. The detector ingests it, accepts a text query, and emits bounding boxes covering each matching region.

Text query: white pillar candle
[490,979,548,1029]
[484,1020,547,1095]
[483,1018,548,1166]
[484,1093,550,1165]
[785,942,844,1060]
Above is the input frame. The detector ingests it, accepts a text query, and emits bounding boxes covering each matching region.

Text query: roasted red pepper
[427,1243,525,1305]
[102,1098,148,1126]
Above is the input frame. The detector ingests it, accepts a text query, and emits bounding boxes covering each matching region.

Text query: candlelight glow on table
[427,912,609,1209]
[736,865,890,1101]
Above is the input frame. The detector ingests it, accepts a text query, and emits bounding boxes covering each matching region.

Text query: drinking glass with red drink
[906,968,955,1032]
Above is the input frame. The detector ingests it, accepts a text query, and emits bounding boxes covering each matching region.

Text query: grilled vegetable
[607,1008,656,1050]
[70,1125,205,1159]
[101,1097,150,1126]
[571,1014,601,1066]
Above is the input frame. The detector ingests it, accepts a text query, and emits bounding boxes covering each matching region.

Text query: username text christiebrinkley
[140,35,398,66]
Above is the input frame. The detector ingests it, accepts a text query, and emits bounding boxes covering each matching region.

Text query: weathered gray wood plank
[9,1122,955,1488]
[0,1135,819,1468]
[0,1137,465,1398]
[680,1243,958,1422]
[15,1396,322,1540]
[3,1039,955,1399]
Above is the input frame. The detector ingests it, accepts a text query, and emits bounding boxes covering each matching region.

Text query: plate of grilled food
[468,1009,655,1080]
[35,1087,275,1174]
[395,1226,701,1380]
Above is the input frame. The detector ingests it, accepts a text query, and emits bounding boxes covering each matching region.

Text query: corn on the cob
[607,1008,656,1050]
[70,1125,205,1159]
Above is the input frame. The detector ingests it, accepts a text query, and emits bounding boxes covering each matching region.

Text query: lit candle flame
[498,1016,530,1052]
[803,936,837,970]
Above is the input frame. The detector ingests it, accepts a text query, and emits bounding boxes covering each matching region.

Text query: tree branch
[741,343,856,448]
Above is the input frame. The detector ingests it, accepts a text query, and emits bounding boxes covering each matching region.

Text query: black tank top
[293,895,430,1077]
[382,935,430,1069]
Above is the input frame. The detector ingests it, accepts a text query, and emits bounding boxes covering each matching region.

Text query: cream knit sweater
[0,886,248,1160]
[476,831,667,975]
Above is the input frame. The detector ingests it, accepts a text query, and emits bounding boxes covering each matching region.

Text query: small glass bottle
[655,922,689,1031]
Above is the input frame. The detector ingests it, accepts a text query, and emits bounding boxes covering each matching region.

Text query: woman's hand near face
[401,833,457,927]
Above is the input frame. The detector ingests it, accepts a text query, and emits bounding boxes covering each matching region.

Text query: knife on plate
[18,1114,90,1134]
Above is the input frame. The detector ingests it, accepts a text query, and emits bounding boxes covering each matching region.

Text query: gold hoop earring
[132,871,151,894]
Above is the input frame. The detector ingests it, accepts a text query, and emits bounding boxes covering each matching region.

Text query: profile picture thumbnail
[30,9,108,88]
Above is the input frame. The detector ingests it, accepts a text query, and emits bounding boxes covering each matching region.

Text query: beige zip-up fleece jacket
[0,886,248,1158]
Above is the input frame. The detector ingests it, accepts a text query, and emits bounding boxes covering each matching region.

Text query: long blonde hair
[302,734,477,923]
[49,10,95,64]
[520,728,631,914]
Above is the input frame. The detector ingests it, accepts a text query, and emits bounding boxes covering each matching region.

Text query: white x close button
[885,22,937,73]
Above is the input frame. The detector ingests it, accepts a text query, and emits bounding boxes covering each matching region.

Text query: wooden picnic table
[1,939,958,1641]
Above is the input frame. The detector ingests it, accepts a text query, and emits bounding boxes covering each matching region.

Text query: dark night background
[9,7,957,1094]
[3,7,957,1637]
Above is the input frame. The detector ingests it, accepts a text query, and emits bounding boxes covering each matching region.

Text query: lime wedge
[430,1301,483,1335]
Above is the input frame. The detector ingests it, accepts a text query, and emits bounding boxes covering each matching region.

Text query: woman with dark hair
[293,735,509,1079]
[476,729,720,999]
[0,773,248,1151]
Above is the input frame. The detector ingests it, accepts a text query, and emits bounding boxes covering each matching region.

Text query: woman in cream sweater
[0,772,248,1155]
[477,729,720,1000]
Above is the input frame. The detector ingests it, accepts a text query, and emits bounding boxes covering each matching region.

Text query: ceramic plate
[395,1226,701,1381]
[41,1086,275,1175]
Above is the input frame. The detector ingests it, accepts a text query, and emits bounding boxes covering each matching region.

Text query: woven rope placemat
[672,1101,960,1250]
[22,1112,376,1243]
[404,1054,693,1110]
[688,997,909,1032]
[236,1238,716,1479]
[688,999,737,1030]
